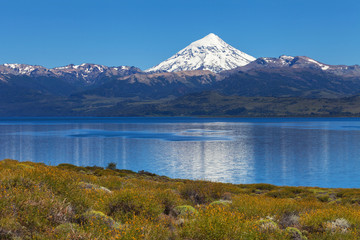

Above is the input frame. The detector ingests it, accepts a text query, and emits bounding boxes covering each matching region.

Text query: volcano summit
[146,33,256,73]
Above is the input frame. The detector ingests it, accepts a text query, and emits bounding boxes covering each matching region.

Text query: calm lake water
[1,117,360,188]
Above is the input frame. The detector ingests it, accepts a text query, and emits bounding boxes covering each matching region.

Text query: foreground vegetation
[2,160,360,239]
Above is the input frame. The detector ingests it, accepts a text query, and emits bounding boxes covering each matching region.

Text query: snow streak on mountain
[146,33,256,73]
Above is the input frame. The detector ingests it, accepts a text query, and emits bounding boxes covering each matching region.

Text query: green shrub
[286,227,307,240]
[253,183,277,191]
[54,223,89,239]
[106,162,117,171]
[173,205,198,217]
[317,194,330,202]
[81,210,120,229]
[209,200,232,206]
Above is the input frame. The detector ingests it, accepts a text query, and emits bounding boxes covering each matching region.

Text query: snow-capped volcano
[146,33,256,73]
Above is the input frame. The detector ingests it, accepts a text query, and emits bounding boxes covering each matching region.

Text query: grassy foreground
[1,160,360,239]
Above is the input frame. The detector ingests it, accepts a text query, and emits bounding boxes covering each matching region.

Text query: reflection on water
[1,117,360,188]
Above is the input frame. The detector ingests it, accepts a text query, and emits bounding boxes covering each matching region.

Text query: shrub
[299,207,360,233]
[106,162,117,171]
[209,200,232,206]
[253,183,277,191]
[107,189,164,221]
[222,192,232,200]
[180,180,225,204]
[257,218,279,232]
[325,218,350,233]
[280,212,300,228]
[172,205,198,218]
[78,182,111,194]
[317,194,330,202]
[231,194,300,219]
[54,223,89,239]
[286,227,307,240]
[138,170,157,176]
[180,205,286,239]
[156,189,184,215]
[81,210,120,229]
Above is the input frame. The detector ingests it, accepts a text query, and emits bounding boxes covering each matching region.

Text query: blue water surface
[1,117,360,188]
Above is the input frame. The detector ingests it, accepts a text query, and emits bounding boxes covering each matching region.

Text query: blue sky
[0,0,359,70]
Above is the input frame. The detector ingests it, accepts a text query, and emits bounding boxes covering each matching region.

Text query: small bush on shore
[106,162,117,171]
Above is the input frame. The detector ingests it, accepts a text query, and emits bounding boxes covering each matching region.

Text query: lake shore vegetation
[1,159,360,239]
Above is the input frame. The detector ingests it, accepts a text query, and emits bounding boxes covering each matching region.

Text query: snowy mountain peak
[245,55,338,73]
[279,55,295,61]
[0,63,46,75]
[189,33,224,47]
[146,33,256,73]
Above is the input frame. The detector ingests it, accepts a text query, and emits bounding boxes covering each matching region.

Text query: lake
[1,117,360,188]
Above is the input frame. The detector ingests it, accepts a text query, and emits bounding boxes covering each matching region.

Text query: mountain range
[1,33,360,117]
